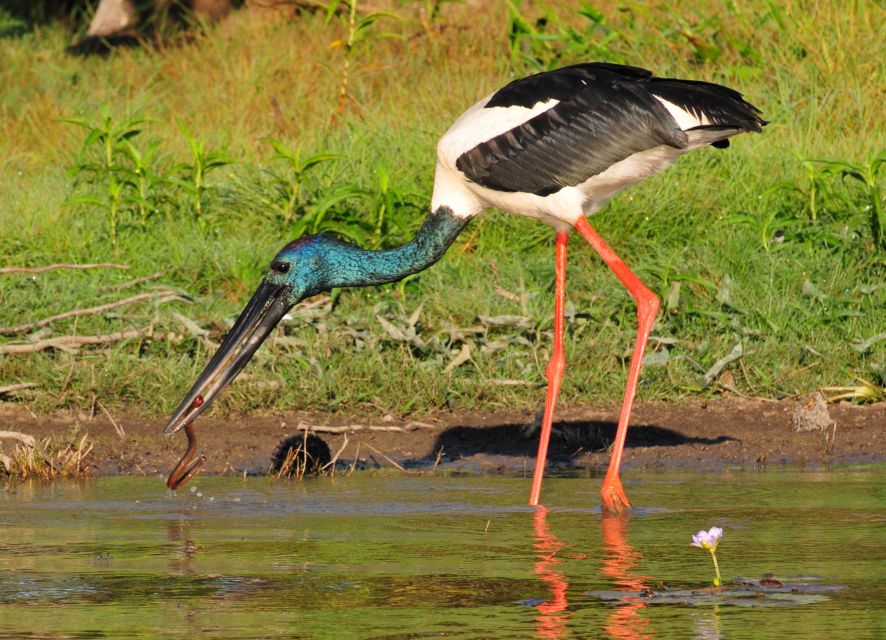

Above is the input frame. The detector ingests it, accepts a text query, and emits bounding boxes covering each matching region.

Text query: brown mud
[0,399,886,475]
[2,398,883,479]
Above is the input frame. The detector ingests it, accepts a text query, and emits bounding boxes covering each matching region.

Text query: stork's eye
[271,261,290,274]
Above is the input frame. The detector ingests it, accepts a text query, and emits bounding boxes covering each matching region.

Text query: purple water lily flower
[691,526,723,552]
[691,526,724,587]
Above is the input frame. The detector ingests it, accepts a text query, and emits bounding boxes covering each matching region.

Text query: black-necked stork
[162,62,765,511]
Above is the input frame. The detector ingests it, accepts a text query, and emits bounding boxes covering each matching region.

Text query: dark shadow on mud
[417,419,738,466]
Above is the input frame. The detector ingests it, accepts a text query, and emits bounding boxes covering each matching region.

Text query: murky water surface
[2,468,883,639]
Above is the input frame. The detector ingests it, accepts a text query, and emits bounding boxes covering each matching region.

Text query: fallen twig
[432,446,444,472]
[0,382,37,397]
[361,441,406,472]
[321,434,349,476]
[0,291,178,335]
[349,442,361,475]
[298,424,405,434]
[97,400,125,439]
[96,269,168,292]
[0,327,151,354]
[0,263,128,275]
[295,420,435,434]
[0,430,37,448]
[703,343,751,385]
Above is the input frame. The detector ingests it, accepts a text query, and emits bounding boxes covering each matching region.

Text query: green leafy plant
[663,12,723,63]
[171,120,233,228]
[361,163,423,249]
[507,1,624,72]
[121,139,166,228]
[264,139,340,225]
[813,151,885,250]
[64,107,149,247]
[326,0,402,123]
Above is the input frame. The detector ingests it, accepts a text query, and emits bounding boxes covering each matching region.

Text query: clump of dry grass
[824,378,885,404]
[270,431,332,480]
[0,430,94,479]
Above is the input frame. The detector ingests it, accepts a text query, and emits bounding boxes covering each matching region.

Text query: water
[1,468,883,639]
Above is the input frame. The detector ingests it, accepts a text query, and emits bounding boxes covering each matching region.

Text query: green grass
[0,1,883,419]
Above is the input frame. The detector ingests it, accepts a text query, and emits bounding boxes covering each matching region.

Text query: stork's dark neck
[323,206,469,290]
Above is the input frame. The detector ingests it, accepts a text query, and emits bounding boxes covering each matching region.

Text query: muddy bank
[0,398,882,479]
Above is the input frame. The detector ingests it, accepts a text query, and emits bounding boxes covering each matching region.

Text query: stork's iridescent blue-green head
[162,207,466,436]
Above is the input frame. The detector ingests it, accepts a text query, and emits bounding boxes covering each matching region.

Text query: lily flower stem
[709,550,722,587]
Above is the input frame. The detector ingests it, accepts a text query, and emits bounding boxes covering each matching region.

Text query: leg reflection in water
[601,513,653,640]
[533,505,571,639]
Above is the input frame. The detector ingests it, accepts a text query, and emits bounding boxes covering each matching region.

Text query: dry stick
[0,291,177,335]
[321,434,350,475]
[0,382,37,397]
[0,327,150,355]
[361,441,406,472]
[0,431,37,448]
[296,421,436,434]
[97,400,125,439]
[349,442,361,475]
[97,269,168,292]
[431,446,444,473]
[0,263,128,275]
[298,424,406,434]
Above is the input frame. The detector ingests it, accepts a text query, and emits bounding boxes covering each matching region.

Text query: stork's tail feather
[649,77,767,134]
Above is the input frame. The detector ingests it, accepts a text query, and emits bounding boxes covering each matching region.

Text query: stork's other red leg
[573,217,659,513]
[529,231,569,506]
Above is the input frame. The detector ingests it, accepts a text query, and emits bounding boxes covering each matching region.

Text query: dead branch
[297,424,406,434]
[295,420,436,434]
[361,441,406,472]
[97,400,125,438]
[0,431,37,448]
[0,327,150,355]
[321,434,349,475]
[0,263,129,276]
[0,382,37,397]
[0,291,178,335]
[97,269,168,292]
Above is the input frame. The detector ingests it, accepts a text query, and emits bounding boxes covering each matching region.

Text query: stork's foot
[601,474,631,513]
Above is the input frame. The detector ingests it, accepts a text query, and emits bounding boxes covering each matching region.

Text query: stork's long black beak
[162,280,293,436]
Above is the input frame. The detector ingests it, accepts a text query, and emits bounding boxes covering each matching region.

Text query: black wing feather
[648,78,766,132]
[456,63,765,197]
[458,64,686,196]
[486,62,652,108]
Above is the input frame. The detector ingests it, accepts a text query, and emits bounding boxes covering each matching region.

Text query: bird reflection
[601,513,653,640]
[533,505,571,638]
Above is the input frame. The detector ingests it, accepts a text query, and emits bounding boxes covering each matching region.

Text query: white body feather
[431,92,736,230]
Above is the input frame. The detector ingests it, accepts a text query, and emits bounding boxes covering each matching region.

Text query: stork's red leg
[529,231,569,506]
[573,217,659,513]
